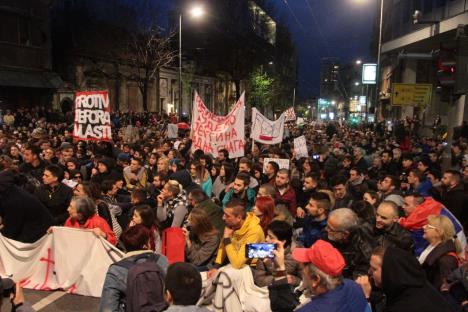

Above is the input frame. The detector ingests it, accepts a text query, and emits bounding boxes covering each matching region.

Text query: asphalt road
[3,289,100,311]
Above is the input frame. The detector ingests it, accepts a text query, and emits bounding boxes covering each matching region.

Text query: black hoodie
[382,247,456,312]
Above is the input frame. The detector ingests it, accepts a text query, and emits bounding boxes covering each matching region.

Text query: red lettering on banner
[19,279,31,287]
[39,248,55,291]
[68,283,77,294]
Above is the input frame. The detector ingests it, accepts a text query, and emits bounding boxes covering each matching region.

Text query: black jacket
[362,221,414,252]
[329,228,373,279]
[0,170,54,243]
[441,184,467,224]
[35,183,73,225]
[382,247,456,312]
[421,239,459,291]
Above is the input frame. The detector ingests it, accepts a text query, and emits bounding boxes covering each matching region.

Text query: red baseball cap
[292,240,345,277]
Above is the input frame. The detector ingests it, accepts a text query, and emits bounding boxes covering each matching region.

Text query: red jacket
[65,214,117,245]
[276,187,297,216]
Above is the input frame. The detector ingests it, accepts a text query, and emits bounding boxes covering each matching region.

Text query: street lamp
[179,5,205,116]
[354,0,383,119]
[356,59,362,65]
[354,82,360,86]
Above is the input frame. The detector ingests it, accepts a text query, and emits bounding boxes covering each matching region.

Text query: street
[4,289,100,312]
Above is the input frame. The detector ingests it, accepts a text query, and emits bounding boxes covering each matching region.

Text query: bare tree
[126,27,177,112]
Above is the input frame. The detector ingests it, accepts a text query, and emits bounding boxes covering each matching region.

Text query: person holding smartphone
[254,221,301,287]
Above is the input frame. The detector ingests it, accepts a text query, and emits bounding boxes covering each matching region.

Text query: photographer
[1,278,35,312]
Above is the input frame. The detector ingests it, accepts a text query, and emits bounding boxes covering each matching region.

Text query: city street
[6,289,100,312]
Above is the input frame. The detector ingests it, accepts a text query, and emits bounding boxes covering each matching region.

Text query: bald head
[375,201,399,230]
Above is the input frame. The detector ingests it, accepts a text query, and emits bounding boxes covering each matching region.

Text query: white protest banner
[284,107,296,122]
[294,136,308,158]
[167,123,178,139]
[73,90,112,141]
[191,91,245,158]
[263,158,290,174]
[0,227,123,297]
[250,108,285,145]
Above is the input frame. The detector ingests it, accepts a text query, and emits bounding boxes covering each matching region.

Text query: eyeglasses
[423,224,437,230]
[326,224,345,233]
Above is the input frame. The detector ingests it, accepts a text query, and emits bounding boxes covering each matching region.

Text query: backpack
[115,253,168,312]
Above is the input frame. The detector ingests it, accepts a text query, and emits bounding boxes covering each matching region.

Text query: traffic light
[437,54,456,87]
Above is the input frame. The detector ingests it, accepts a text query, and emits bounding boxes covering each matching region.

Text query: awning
[0,69,63,89]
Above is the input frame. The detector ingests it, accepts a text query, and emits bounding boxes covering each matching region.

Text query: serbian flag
[250,108,285,145]
[399,197,466,256]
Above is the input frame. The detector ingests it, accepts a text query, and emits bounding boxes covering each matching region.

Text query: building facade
[0,0,62,108]
[379,0,468,129]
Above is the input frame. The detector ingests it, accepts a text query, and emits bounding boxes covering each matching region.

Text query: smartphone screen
[246,243,275,259]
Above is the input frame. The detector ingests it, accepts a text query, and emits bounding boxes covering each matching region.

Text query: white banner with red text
[191,92,245,158]
[0,227,123,297]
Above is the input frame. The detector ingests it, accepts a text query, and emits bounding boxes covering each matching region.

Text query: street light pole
[179,14,183,117]
[375,0,384,120]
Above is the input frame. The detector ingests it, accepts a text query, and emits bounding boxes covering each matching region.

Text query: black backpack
[115,253,168,312]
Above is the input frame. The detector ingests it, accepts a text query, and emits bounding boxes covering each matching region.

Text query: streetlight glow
[356,59,362,65]
[355,82,360,86]
[189,6,205,18]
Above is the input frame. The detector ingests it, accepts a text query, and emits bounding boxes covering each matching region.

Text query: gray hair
[73,196,97,220]
[329,208,358,232]
[305,263,343,291]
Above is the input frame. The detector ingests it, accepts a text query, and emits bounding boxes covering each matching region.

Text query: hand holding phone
[246,243,276,259]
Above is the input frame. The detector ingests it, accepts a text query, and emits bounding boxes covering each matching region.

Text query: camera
[312,154,320,160]
[1,278,15,298]
[245,243,275,259]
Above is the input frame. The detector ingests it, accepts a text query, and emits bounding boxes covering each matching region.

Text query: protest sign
[0,227,123,297]
[284,107,296,122]
[167,123,178,139]
[191,92,245,158]
[250,108,285,145]
[73,90,112,141]
[294,136,309,158]
[263,158,290,174]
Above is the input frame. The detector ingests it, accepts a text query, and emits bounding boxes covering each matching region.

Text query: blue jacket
[300,216,327,248]
[296,279,371,312]
[100,251,168,312]
[222,188,256,212]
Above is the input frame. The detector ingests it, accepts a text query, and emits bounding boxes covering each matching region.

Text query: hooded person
[0,170,54,243]
[359,246,457,312]
[91,157,122,184]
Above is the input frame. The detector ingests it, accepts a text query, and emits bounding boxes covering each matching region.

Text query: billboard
[362,63,377,84]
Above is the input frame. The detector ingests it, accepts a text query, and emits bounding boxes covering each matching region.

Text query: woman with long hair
[129,204,161,253]
[212,162,236,201]
[189,160,212,197]
[252,196,275,234]
[183,208,220,267]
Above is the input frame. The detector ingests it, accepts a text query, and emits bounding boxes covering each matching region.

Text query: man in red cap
[268,239,371,312]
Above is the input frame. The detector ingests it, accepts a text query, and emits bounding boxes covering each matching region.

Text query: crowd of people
[0,106,467,311]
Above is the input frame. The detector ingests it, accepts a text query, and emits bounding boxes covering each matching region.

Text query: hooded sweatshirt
[382,247,456,312]
[214,212,264,269]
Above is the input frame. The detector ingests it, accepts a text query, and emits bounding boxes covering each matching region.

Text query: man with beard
[296,173,320,218]
[275,169,297,216]
[299,192,330,247]
[362,201,413,251]
[208,198,264,276]
[325,208,373,279]
[221,173,256,211]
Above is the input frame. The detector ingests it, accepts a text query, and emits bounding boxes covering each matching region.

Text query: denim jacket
[99,251,168,312]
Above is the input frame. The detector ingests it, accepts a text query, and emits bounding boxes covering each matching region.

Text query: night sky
[160,0,377,99]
